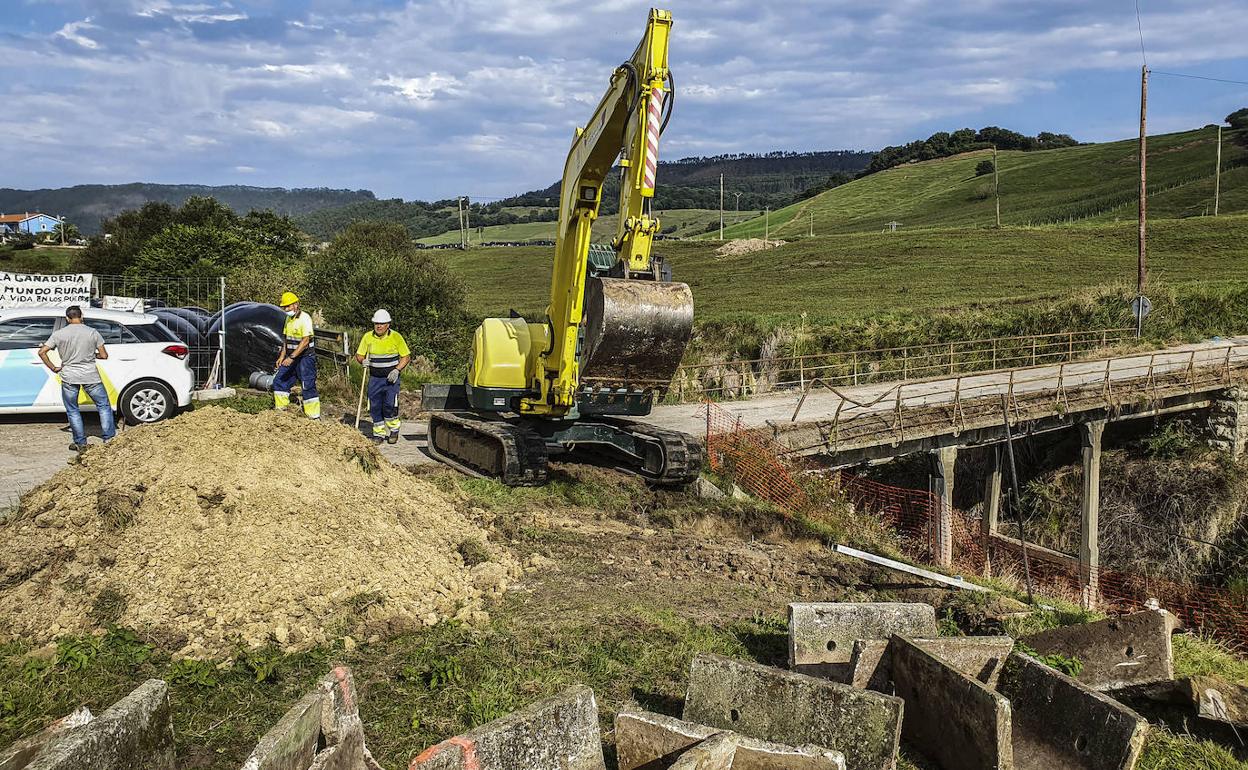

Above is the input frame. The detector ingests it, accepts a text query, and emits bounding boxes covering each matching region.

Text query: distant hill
[0,184,376,235]
[501,150,875,214]
[720,126,1248,238]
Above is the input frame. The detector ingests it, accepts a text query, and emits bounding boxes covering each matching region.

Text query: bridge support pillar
[1079,420,1105,611]
[1209,387,1248,459]
[929,445,957,567]
[981,446,1002,576]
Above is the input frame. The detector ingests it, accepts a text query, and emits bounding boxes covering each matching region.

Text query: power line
[1134,0,1148,67]
[1150,71,1248,87]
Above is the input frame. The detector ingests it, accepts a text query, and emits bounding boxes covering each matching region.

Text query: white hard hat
[371,309,392,323]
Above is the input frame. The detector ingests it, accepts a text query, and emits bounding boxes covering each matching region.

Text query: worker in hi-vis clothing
[273,292,320,419]
[355,309,410,444]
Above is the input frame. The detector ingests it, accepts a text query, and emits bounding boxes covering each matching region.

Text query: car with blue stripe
[0,306,194,423]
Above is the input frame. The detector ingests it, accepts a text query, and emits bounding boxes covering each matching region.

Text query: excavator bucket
[580,276,694,388]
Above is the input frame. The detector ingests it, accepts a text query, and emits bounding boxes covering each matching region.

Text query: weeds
[1015,642,1084,678]
[457,538,491,567]
[88,587,128,627]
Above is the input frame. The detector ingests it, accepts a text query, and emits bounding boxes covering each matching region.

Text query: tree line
[861,127,1079,175]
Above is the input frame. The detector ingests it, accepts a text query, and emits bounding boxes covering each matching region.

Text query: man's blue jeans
[62,382,116,447]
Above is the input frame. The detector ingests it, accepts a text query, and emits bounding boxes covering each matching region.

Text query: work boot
[372,435,385,445]
[68,442,83,452]
[387,431,400,445]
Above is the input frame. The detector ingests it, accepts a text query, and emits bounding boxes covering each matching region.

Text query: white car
[0,306,194,423]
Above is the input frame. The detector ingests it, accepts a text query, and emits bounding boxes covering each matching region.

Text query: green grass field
[715,127,1248,239]
[417,208,723,245]
[437,214,1248,322]
[0,245,82,273]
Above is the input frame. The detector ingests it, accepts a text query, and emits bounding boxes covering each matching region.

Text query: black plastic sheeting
[158,302,286,385]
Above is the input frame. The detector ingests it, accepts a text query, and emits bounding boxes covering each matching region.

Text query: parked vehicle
[0,307,194,423]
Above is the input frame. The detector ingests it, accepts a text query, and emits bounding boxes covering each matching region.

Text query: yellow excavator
[422,8,701,486]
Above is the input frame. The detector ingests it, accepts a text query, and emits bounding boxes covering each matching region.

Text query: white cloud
[234,165,256,173]
[374,73,463,106]
[54,19,99,49]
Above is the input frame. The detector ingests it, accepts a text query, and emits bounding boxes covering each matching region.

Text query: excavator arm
[527,8,688,414]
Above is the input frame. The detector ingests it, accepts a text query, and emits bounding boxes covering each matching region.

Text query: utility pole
[764,207,770,247]
[733,192,742,222]
[1137,66,1148,337]
[1215,124,1222,216]
[809,210,814,237]
[993,146,1001,229]
[457,197,465,248]
[59,215,66,246]
[463,196,470,246]
[719,173,724,240]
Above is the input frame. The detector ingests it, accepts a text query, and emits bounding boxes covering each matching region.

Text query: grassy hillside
[717,127,1248,239]
[417,208,722,245]
[438,215,1248,321]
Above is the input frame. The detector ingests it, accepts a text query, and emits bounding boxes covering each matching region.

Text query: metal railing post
[218,277,227,388]
[853,351,859,386]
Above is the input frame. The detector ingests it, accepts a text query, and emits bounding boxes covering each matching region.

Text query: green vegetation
[1173,634,1248,684]
[1140,729,1248,770]
[307,221,471,365]
[437,215,1248,333]
[0,245,80,273]
[719,127,1247,238]
[863,125,1078,176]
[416,208,725,245]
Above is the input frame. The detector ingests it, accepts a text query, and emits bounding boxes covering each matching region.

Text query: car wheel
[120,380,175,424]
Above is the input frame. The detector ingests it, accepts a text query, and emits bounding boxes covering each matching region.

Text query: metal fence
[92,274,227,387]
[669,328,1135,403]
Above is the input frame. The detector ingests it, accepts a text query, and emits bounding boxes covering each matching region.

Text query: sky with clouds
[3,1,1247,200]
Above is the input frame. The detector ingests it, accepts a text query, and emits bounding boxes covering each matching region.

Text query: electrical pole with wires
[1215,123,1222,217]
[1137,65,1149,337]
[733,192,742,223]
[719,173,724,241]
[993,146,1001,229]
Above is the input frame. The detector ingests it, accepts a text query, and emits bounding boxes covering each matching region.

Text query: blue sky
[3,1,1246,200]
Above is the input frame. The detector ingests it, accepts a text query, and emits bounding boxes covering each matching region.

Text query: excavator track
[567,418,703,487]
[426,412,549,487]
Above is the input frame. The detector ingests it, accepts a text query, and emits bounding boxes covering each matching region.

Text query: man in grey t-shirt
[38,305,115,453]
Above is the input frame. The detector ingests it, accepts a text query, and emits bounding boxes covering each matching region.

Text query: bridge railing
[667,328,1134,403]
[779,343,1248,456]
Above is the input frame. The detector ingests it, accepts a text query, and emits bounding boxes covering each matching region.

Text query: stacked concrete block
[0,680,175,770]
[847,636,1014,691]
[683,653,902,770]
[1176,675,1248,729]
[888,636,1013,770]
[1021,610,1178,691]
[998,653,1149,770]
[788,603,937,681]
[614,708,845,769]
[408,685,605,770]
[241,666,367,770]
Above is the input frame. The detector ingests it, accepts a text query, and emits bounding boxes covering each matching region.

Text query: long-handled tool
[354,354,370,432]
[999,393,1035,604]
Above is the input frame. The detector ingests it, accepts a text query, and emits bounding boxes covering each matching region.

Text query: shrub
[306,222,471,364]
[975,159,996,176]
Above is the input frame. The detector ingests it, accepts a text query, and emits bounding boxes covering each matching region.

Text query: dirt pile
[0,407,518,658]
[715,238,786,257]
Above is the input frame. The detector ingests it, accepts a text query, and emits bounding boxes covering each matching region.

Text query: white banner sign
[0,271,93,309]
[103,295,144,312]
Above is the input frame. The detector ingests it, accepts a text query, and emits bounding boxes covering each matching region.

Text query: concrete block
[1021,610,1178,691]
[692,477,726,500]
[241,691,324,770]
[614,709,845,770]
[21,679,175,770]
[1179,675,1248,728]
[0,709,92,770]
[788,603,937,680]
[683,653,901,770]
[889,636,1012,770]
[409,685,605,770]
[668,734,737,770]
[848,636,1014,691]
[997,653,1148,770]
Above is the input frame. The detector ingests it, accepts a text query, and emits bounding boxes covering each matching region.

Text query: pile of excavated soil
[0,408,518,658]
[715,238,786,257]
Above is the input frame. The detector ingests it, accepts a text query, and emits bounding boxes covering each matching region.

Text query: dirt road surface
[0,410,434,513]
